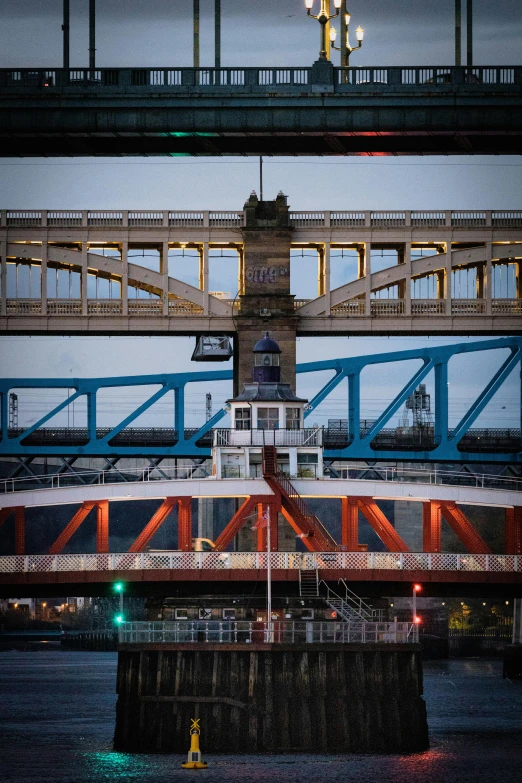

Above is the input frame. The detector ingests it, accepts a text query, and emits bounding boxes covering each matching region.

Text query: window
[286,407,301,429]
[223,608,236,620]
[235,407,251,430]
[175,608,188,620]
[302,609,314,620]
[257,408,279,430]
[255,353,279,366]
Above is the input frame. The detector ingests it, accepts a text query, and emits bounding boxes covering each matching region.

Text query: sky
[0,1,521,433]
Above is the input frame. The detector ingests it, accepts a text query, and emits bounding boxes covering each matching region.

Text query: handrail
[272,470,338,549]
[2,208,522,229]
[1,461,520,495]
[0,551,519,574]
[117,619,419,645]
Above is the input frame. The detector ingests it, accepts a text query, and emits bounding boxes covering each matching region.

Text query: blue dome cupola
[253,332,281,383]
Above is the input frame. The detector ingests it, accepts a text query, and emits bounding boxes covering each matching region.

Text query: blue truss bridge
[1,338,520,464]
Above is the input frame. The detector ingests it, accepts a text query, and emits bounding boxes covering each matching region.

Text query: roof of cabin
[228,382,307,404]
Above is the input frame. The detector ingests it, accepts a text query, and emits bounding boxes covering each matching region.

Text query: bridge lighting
[414,616,422,624]
[114,582,124,592]
[414,584,422,592]
[115,614,124,625]
[329,5,365,66]
[305,0,342,60]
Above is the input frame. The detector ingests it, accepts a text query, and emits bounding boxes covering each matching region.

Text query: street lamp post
[329,8,364,67]
[305,0,342,61]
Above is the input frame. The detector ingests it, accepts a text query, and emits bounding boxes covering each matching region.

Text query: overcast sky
[0,1,520,433]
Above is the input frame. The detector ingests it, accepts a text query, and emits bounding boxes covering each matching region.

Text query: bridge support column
[356,499,409,552]
[49,501,96,554]
[81,242,88,316]
[128,498,177,553]
[341,497,359,550]
[161,241,169,316]
[423,501,441,552]
[213,496,264,551]
[506,507,522,554]
[14,508,25,555]
[40,239,47,315]
[121,241,128,315]
[96,500,109,553]
[177,498,193,551]
[1,239,6,316]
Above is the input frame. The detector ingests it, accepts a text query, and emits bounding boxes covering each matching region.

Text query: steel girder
[0,337,520,463]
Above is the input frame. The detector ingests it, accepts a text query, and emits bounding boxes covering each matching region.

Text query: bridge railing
[3,209,522,229]
[1,462,520,495]
[0,552,519,574]
[1,66,520,92]
[117,620,418,645]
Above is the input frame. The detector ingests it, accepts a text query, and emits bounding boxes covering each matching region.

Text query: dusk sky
[0,1,520,431]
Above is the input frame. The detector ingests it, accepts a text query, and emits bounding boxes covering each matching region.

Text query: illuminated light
[305,0,314,8]
[329,27,337,42]
[414,584,422,592]
[482,602,486,606]
[330,611,337,618]
[13,603,18,609]
[114,582,124,593]
[442,602,446,606]
[355,26,364,41]
[505,601,509,605]
[334,0,342,9]
[345,13,351,25]
[115,614,125,625]
[414,616,421,624]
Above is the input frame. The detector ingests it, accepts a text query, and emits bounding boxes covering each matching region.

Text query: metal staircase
[321,579,377,622]
[299,569,320,598]
[262,446,338,552]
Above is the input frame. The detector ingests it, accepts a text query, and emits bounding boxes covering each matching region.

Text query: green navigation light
[115,614,124,624]
[114,582,124,592]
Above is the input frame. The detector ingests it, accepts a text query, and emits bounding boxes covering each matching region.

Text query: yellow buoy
[181,718,208,769]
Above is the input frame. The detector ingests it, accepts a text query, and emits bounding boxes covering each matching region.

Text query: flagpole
[267,505,272,641]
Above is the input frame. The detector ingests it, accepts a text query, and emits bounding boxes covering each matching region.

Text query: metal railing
[0,461,520,495]
[214,428,323,447]
[1,65,520,92]
[2,209,522,230]
[0,551,519,574]
[117,620,418,644]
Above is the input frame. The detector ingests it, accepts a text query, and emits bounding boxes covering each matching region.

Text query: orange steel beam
[14,507,25,555]
[96,500,109,553]
[49,502,96,554]
[279,505,318,552]
[178,497,193,551]
[128,498,177,553]
[423,501,442,552]
[213,496,261,551]
[506,507,522,555]
[255,500,280,552]
[439,502,492,554]
[256,503,266,552]
[357,499,409,552]
[341,497,359,550]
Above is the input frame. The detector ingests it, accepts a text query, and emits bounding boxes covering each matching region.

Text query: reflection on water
[0,652,521,783]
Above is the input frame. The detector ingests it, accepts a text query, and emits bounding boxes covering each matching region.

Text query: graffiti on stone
[245,266,288,284]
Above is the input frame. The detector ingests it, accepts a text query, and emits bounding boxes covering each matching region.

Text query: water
[1,651,521,783]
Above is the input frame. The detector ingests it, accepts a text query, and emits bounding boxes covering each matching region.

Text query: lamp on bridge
[305,0,343,60]
[329,11,364,66]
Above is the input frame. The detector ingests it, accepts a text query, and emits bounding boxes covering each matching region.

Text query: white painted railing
[214,428,323,447]
[1,463,520,495]
[118,620,418,644]
[3,210,522,229]
[0,551,518,573]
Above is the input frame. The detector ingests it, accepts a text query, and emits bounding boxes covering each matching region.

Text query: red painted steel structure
[1,492,520,559]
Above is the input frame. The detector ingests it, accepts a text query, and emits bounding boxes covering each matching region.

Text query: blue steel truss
[0,338,520,463]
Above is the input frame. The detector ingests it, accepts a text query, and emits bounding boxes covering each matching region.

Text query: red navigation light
[330,611,337,619]
[414,584,422,592]
[414,616,422,624]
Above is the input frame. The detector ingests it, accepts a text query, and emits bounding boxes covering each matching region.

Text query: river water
[1,651,521,783]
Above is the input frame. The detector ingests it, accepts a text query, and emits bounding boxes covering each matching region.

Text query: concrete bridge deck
[2,211,521,335]
[1,64,521,156]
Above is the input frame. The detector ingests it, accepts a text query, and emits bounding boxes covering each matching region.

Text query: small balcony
[214,428,323,448]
